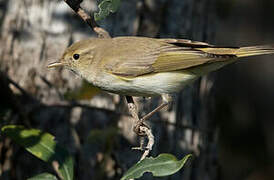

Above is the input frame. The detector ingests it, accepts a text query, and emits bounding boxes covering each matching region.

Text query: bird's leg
[132,102,168,136]
[126,95,172,136]
[125,95,171,154]
[134,95,171,142]
[134,94,172,139]
[139,94,172,122]
[140,94,172,121]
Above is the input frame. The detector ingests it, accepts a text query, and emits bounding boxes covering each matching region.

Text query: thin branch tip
[63,0,110,38]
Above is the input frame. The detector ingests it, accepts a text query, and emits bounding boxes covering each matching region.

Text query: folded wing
[105,37,239,77]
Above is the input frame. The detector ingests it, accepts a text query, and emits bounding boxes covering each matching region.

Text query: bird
[48,36,274,134]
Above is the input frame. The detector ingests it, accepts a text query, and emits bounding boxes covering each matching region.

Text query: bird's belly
[93,71,198,97]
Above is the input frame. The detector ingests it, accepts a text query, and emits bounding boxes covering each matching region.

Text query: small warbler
[48,36,274,122]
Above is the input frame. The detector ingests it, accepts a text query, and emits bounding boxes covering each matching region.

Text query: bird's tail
[235,45,274,58]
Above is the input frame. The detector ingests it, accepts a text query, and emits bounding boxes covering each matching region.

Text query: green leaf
[27,173,57,180]
[94,0,121,21]
[121,153,192,180]
[1,125,74,180]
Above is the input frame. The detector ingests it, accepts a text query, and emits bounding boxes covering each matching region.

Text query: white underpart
[91,71,198,97]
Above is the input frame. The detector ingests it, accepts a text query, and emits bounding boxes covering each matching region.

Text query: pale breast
[91,70,198,97]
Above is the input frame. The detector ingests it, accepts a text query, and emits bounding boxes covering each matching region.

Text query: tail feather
[236,45,274,58]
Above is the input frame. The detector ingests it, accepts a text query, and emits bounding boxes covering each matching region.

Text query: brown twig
[52,161,64,180]
[139,126,154,161]
[126,96,154,160]
[63,0,111,38]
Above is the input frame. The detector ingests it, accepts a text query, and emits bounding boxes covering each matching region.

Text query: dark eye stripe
[73,54,80,60]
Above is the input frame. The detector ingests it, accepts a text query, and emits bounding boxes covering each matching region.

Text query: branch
[139,127,154,161]
[63,0,111,38]
[126,96,155,160]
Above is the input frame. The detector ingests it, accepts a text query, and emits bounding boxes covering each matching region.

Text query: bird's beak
[47,61,64,68]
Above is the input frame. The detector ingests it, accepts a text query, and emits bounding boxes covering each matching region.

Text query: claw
[134,121,150,136]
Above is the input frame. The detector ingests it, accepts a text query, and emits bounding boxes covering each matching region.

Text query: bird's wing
[103,37,162,77]
[152,39,239,72]
[104,37,239,77]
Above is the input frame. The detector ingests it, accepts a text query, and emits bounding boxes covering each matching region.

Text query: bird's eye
[73,54,80,60]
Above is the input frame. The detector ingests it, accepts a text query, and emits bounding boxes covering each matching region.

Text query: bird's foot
[133,120,150,136]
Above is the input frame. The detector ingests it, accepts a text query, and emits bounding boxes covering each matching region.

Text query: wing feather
[104,37,238,77]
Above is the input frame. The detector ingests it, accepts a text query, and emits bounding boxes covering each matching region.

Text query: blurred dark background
[214,0,274,180]
[0,0,274,180]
